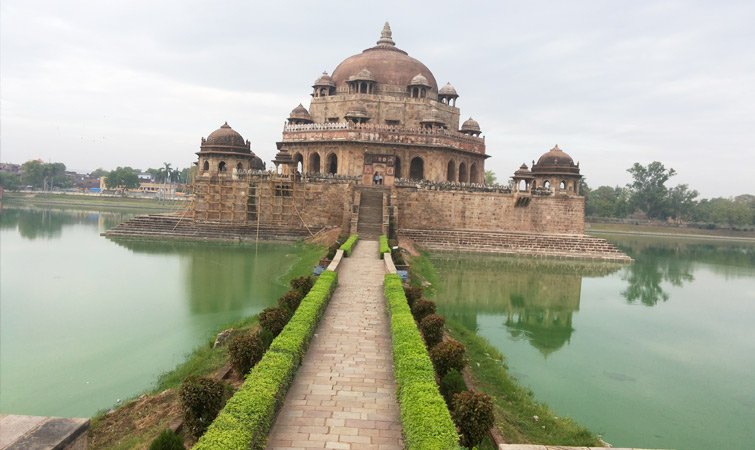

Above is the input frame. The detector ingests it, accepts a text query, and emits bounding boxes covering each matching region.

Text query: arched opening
[559,180,566,190]
[519,180,527,191]
[409,157,424,180]
[447,160,456,182]
[568,182,574,192]
[544,180,551,189]
[327,153,337,174]
[218,161,227,172]
[202,160,209,171]
[395,157,402,178]
[294,153,304,174]
[236,162,243,171]
[459,162,468,183]
[309,153,321,174]
[470,163,479,184]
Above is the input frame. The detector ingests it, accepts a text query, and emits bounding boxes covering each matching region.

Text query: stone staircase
[399,228,632,262]
[103,214,314,242]
[357,188,385,239]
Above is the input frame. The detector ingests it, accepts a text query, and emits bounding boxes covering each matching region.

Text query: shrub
[430,340,466,377]
[452,390,495,449]
[228,330,266,377]
[277,290,304,313]
[411,299,436,322]
[339,234,359,256]
[379,235,390,258]
[403,286,423,308]
[179,376,227,439]
[148,429,184,450]
[258,306,290,337]
[289,275,314,294]
[439,370,467,407]
[419,314,445,348]
[325,243,339,260]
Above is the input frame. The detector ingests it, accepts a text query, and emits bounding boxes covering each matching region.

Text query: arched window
[447,160,456,182]
[544,180,551,189]
[459,162,468,183]
[519,180,527,191]
[309,153,321,174]
[236,162,243,171]
[409,157,424,180]
[218,161,227,172]
[470,163,479,184]
[294,152,304,174]
[202,160,209,171]
[559,180,566,190]
[395,157,402,178]
[327,153,337,174]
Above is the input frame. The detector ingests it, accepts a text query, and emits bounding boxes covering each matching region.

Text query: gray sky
[2,0,753,198]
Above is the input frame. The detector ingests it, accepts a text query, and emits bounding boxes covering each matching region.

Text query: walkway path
[266,240,403,450]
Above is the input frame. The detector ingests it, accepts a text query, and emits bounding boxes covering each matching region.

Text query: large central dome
[331,23,438,92]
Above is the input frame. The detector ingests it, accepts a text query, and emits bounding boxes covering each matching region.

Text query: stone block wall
[395,188,585,235]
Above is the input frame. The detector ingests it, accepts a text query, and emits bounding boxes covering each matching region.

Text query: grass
[407,250,440,295]
[587,221,755,239]
[3,191,186,211]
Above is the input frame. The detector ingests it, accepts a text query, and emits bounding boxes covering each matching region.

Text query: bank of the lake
[2,191,188,212]
[422,235,755,450]
[0,205,322,419]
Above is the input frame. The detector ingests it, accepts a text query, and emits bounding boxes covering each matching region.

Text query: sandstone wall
[396,188,585,235]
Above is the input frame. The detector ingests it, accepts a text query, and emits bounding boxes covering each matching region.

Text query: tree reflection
[1,206,136,240]
[620,243,694,306]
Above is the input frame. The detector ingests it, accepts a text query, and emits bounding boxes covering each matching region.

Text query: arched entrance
[409,157,424,180]
[327,153,337,174]
[459,162,468,183]
[447,160,456,182]
[309,153,321,174]
[470,163,479,184]
[395,157,402,178]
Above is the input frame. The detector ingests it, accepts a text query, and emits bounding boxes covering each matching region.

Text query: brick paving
[266,240,403,450]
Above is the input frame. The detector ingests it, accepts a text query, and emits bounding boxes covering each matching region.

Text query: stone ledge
[0,414,89,450]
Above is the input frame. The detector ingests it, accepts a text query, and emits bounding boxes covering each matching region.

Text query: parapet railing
[394,178,514,194]
[283,121,485,145]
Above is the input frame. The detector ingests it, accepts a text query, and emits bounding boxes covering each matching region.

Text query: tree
[105,166,140,190]
[626,161,676,219]
[484,170,497,185]
[0,172,21,190]
[666,184,699,222]
[21,160,68,190]
[585,185,632,218]
[89,168,110,179]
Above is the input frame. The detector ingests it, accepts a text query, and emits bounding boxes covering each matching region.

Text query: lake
[430,234,755,450]
[0,206,315,417]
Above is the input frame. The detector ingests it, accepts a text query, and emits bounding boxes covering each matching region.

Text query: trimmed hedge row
[379,235,390,259]
[194,270,338,450]
[339,234,359,256]
[384,274,459,450]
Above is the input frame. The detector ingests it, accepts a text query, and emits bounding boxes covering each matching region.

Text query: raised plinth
[0,415,89,450]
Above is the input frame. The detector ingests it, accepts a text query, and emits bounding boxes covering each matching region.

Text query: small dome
[250,155,265,171]
[349,68,375,82]
[345,103,369,119]
[439,82,458,97]
[313,71,335,87]
[409,73,431,87]
[289,104,312,121]
[205,122,247,148]
[514,163,533,177]
[461,117,481,133]
[532,145,580,175]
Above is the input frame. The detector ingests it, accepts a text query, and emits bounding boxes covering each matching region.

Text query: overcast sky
[2,0,753,198]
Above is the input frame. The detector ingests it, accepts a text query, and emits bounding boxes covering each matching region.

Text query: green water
[0,206,314,417]
[430,237,755,450]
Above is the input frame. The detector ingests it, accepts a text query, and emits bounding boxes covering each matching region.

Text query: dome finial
[377,22,395,46]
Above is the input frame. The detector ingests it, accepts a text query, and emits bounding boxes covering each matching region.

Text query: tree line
[584,161,754,228]
[0,160,192,191]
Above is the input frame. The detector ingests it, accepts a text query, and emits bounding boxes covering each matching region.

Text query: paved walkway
[266,240,403,450]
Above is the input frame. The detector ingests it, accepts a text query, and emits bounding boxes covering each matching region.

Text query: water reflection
[0,206,135,239]
[430,256,623,356]
[109,239,295,313]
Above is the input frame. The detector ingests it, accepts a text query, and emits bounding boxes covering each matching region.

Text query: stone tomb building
[151,23,626,261]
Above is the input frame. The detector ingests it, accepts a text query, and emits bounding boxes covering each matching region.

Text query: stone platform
[0,415,89,450]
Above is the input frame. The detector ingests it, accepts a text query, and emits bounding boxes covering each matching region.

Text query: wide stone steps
[104,214,313,242]
[358,189,384,239]
[400,228,632,262]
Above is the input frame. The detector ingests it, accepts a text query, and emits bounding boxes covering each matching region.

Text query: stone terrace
[266,240,403,450]
[400,229,632,262]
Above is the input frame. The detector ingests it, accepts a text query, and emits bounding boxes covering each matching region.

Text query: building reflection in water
[431,255,623,357]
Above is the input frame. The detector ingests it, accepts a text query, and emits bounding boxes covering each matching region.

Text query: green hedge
[194,270,338,450]
[339,234,359,256]
[379,235,390,259]
[384,274,459,450]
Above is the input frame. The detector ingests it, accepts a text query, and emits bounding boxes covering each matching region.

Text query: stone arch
[202,160,209,171]
[459,162,468,183]
[559,180,566,190]
[447,160,456,182]
[236,162,243,171]
[409,157,424,180]
[309,152,321,174]
[327,153,338,174]
[395,157,402,178]
[293,152,304,174]
[543,180,551,189]
[519,180,527,191]
[470,163,480,184]
[218,161,227,172]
